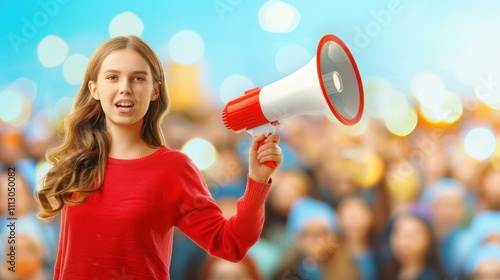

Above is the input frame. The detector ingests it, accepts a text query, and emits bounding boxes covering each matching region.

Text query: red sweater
[53,146,271,279]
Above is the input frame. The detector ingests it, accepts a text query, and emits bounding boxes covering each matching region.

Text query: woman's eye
[133,76,145,81]
[107,75,118,80]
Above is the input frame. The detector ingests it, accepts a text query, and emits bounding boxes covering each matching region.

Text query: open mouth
[115,100,135,112]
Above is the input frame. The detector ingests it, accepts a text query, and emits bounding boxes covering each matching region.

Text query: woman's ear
[151,82,161,101]
[88,81,99,100]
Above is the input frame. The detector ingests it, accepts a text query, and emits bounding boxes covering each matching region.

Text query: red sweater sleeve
[173,153,271,262]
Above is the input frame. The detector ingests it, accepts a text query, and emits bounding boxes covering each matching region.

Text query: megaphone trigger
[247,122,279,168]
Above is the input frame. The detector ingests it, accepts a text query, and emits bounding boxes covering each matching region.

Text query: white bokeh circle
[463,127,496,160]
[109,11,144,37]
[37,35,68,67]
[11,77,38,101]
[168,30,205,65]
[63,53,89,85]
[220,75,254,104]
[275,44,310,74]
[259,0,301,33]
[181,138,217,170]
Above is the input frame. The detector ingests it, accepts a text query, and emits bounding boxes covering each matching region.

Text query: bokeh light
[181,138,217,170]
[32,109,56,141]
[37,35,68,67]
[342,148,384,188]
[35,160,53,193]
[259,0,300,33]
[54,97,74,123]
[383,91,418,137]
[328,114,370,137]
[168,30,205,65]
[275,44,310,74]
[463,127,497,160]
[385,105,418,137]
[63,54,89,85]
[419,91,463,124]
[220,75,254,104]
[0,87,32,128]
[363,76,393,118]
[11,77,38,101]
[411,71,446,100]
[109,11,144,37]
[411,72,463,124]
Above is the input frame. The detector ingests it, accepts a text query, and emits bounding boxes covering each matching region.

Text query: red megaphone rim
[316,34,364,126]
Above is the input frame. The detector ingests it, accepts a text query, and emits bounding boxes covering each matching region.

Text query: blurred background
[1,0,500,279]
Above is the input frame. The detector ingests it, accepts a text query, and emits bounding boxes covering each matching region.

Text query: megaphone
[222,34,364,168]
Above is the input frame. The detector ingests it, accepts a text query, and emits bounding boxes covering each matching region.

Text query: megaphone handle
[247,122,279,168]
[258,139,278,168]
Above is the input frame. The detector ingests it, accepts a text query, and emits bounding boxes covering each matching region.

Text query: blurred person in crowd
[381,212,446,280]
[0,168,60,277]
[259,169,316,278]
[200,255,262,280]
[455,211,500,270]
[337,195,377,280]
[273,197,360,280]
[476,163,500,211]
[0,214,53,280]
[416,139,448,187]
[421,178,472,278]
[1,234,48,280]
[313,153,357,207]
[464,244,500,280]
[373,159,421,237]
[0,169,34,217]
[263,169,316,248]
[35,35,283,279]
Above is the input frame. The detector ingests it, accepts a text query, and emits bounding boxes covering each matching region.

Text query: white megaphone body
[222,34,364,167]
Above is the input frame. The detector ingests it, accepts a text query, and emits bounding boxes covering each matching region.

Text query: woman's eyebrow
[103,69,149,75]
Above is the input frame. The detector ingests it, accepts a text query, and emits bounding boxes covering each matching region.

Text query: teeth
[116,102,134,107]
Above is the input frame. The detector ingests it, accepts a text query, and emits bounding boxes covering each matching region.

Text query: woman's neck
[398,261,424,280]
[106,120,155,159]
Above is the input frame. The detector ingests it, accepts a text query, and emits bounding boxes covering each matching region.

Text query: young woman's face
[390,216,430,265]
[338,197,373,241]
[269,172,309,217]
[432,193,464,230]
[89,49,158,128]
[297,219,337,262]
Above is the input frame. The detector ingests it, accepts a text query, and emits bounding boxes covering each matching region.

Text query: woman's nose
[119,80,131,94]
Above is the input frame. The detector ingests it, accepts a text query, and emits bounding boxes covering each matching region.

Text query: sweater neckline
[107,145,167,164]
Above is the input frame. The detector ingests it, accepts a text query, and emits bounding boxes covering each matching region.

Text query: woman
[381,212,446,280]
[337,195,377,280]
[273,197,360,280]
[36,35,283,279]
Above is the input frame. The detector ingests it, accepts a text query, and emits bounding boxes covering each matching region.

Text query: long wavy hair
[36,35,170,221]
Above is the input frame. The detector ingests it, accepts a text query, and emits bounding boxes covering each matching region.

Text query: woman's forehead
[100,49,152,74]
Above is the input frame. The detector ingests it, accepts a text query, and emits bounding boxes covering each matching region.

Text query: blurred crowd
[1,93,500,280]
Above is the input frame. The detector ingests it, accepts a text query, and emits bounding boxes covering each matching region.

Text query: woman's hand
[248,133,283,183]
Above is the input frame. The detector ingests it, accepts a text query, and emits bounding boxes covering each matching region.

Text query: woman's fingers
[265,133,281,144]
[257,141,280,154]
[251,134,266,151]
[256,146,282,164]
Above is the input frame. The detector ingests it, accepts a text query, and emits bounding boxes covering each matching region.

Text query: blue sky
[1,0,500,124]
